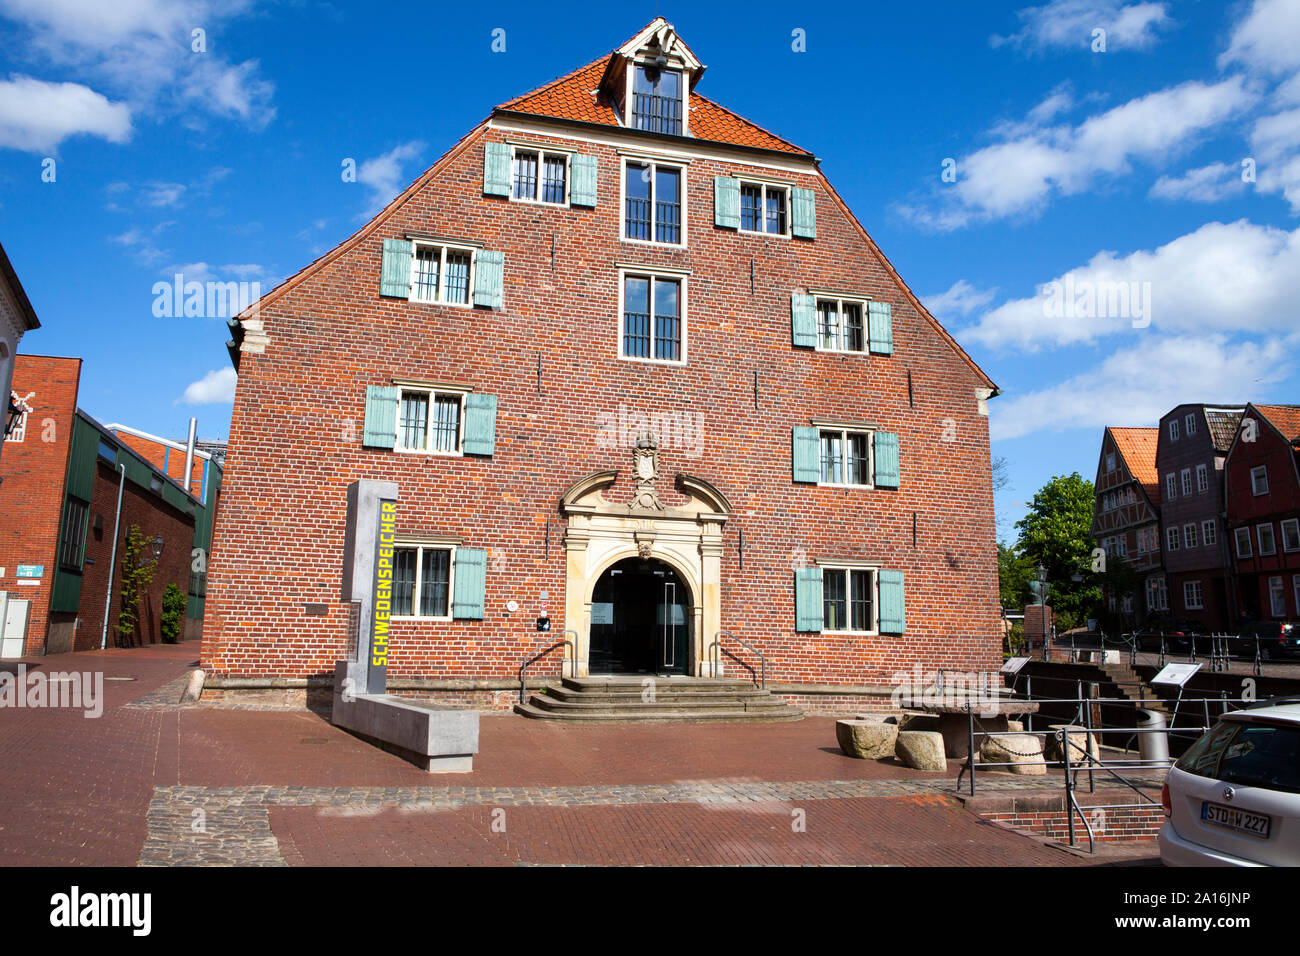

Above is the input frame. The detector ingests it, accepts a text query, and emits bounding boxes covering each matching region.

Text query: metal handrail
[517,630,576,705]
[707,629,766,688]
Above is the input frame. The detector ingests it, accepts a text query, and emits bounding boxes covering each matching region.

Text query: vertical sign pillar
[341,479,400,696]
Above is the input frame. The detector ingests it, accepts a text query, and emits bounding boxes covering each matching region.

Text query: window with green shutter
[791,426,820,483]
[452,547,487,620]
[867,300,894,354]
[462,393,498,456]
[790,293,816,348]
[483,142,512,196]
[379,238,412,298]
[362,385,400,449]
[713,176,739,229]
[791,186,817,238]
[794,567,823,632]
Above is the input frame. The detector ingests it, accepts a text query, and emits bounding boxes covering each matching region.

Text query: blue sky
[1,0,1298,540]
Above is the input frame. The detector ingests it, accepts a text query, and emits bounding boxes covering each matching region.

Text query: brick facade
[0,355,80,655]
[202,24,1002,695]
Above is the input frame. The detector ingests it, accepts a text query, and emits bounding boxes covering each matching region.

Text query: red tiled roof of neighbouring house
[495,56,812,156]
[1254,404,1300,443]
[1110,427,1161,504]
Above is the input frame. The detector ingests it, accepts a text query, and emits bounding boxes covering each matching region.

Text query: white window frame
[1185,412,1196,436]
[508,145,571,207]
[1184,522,1198,549]
[1169,419,1179,441]
[409,241,477,308]
[1166,473,1176,499]
[1183,580,1204,610]
[1180,468,1192,496]
[390,542,456,622]
[1147,576,1168,612]
[3,410,25,443]
[1166,526,1180,551]
[1250,465,1269,496]
[1195,463,1208,493]
[394,387,467,457]
[1268,575,1285,618]
[736,179,791,238]
[813,295,869,355]
[1257,522,1277,556]
[1202,519,1217,548]
[1282,518,1300,553]
[1117,535,1128,558]
[616,267,688,365]
[1235,526,1252,559]
[819,564,880,636]
[816,427,876,489]
[619,157,687,248]
[1105,452,1115,473]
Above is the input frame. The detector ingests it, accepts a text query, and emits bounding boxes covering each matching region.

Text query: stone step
[544,685,775,704]
[528,695,795,715]
[560,676,764,693]
[513,701,804,723]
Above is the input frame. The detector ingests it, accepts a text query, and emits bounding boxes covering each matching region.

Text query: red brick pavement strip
[270,795,1096,867]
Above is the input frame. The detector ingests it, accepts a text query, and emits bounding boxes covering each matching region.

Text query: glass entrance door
[590,558,690,675]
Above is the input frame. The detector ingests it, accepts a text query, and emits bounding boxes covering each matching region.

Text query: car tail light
[1161,782,1171,817]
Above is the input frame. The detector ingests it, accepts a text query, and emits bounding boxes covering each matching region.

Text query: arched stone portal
[560,469,730,677]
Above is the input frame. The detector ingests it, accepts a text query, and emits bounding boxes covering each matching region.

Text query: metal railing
[706,629,766,688]
[517,629,576,705]
[954,690,1252,852]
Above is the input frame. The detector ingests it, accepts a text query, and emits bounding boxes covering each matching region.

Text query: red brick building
[204,20,1002,709]
[1225,404,1300,623]
[0,355,221,656]
[1,240,42,470]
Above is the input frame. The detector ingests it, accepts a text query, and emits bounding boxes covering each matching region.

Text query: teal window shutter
[452,548,487,620]
[362,385,400,449]
[714,176,740,228]
[795,567,824,632]
[792,426,820,483]
[570,154,598,206]
[868,300,894,354]
[472,250,504,309]
[873,431,900,488]
[379,238,412,298]
[483,142,512,196]
[878,570,906,633]
[792,187,817,238]
[462,393,498,456]
[791,293,816,348]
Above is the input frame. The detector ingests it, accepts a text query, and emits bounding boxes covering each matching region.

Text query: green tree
[1014,472,1099,631]
[997,541,1034,610]
[116,525,158,647]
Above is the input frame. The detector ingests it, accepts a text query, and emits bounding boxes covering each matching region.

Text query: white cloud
[922,280,1000,321]
[1219,0,1300,75]
[990,334,1292,440]
[357,141,427,214]
[962,219,1300,351]
[1149,162,1247,202]
[1249,107,1300,212]
[903,77,1253,229]
[0,74,130,152]
[177,367,237,405]
[139,181,186,207]
[992,0,1173,52]
[0,0,274,129]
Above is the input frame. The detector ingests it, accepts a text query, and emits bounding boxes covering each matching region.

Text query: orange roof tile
[495,56,811,156]
[1254,404,1300,443]
[1110,427,1161,504]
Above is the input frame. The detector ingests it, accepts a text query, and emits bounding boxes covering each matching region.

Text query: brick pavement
[0,641,1162,866]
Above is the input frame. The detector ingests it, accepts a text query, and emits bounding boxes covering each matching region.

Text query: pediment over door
[560,470,731,522]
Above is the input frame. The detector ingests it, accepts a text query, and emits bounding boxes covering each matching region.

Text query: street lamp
[150,534,164,562]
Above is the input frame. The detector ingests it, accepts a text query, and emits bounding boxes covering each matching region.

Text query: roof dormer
[601,18,705,137]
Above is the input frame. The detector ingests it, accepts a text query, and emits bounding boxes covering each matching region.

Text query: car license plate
[1201,801,1271,838]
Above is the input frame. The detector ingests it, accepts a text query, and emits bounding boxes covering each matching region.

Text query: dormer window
[632,62,683,135]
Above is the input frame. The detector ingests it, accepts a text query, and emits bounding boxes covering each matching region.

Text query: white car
[1159,699,1300,866]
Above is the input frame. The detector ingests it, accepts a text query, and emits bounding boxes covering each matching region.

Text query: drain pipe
[100,462,126,650]
[182,416,197,496]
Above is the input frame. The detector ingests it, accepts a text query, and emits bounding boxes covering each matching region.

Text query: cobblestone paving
[138,773,1166,865]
